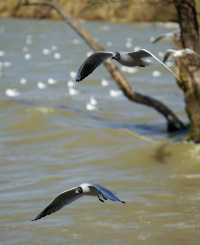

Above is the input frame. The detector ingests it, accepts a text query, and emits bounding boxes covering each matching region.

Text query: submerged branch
[15,0,185,132]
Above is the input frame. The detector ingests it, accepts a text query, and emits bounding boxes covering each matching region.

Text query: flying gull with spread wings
[162,48,200,63]
[75,49,178,82]
[150,30,180,44]
[32,183,125,221]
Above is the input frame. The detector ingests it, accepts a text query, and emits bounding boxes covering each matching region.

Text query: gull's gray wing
[163,48,200,63]
[76,52,114,82]
[127,49,152,59]
[135,49,179,80]
[151,30,179,44]
[162,49,175,63]
[92,184,125,203]
[151,34,166,44]
[32,187,81,221]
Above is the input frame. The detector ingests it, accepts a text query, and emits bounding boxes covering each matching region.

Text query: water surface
[0,19,200,245]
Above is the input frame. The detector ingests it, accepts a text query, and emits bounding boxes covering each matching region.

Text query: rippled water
[1,18,200,245]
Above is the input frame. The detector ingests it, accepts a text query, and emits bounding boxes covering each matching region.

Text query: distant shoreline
[0,0,178,23]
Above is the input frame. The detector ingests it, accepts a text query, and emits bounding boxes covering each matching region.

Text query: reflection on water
[0,19,200,245]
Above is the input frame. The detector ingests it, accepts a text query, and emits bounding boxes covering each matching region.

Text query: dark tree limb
[14,0,185,132]
[174,0,200,51]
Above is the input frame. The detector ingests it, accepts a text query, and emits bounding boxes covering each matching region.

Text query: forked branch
[14,0,186,132]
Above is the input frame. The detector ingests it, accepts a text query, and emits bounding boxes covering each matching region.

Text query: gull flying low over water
[32,183,125,221]
[162,48,200,63]
[75,49,178,82]
[150,29,180,43]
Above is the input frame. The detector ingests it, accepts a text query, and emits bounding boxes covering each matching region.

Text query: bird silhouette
[162,48,200,63]
[32,183,125,221]
[75,49,178,82]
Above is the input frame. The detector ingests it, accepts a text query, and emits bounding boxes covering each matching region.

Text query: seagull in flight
[162,48,200,63]
[32,183,125,221]
[75,49,178,82]
[150,30,180,43]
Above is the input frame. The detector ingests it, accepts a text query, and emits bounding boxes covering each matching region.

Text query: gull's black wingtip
[75,74,82,82]
[32,214,42,221]
[162,57,168,63]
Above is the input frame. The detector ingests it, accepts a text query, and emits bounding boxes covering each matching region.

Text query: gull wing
[92,184,125,203]
[150,32,173,44]
[162,49,174,63]
[137,49,179,80]
[151,30,179,43]
[127,49,152,59]
[151,34,167,43]
[76,52,114,82]
[32,187,81,221]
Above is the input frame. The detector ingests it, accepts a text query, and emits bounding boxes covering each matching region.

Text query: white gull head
[80,183,91,193]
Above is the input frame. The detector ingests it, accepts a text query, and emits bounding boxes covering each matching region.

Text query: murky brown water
[0,19,200,245]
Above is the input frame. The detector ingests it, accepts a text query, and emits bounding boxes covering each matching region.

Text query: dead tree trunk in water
[174,0,200,142]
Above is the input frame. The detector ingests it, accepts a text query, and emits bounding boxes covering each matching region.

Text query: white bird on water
[53,52,61,60]
[24,53,32,60]
[19,78,27,85]
[109,89,122,97]
[86,96,98,111]
[75,49,178,82]
[32,183,125,221]
[5,88,20,97]
[101,78,109,87]
[37,82,46,90]
[86,103,96,111]
[68,87,79,96]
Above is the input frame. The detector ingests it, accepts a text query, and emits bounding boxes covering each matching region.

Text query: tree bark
[174,0,200,142]
[15,0,185,132]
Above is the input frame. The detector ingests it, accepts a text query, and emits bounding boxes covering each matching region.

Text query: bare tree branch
[14,0,186,132]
